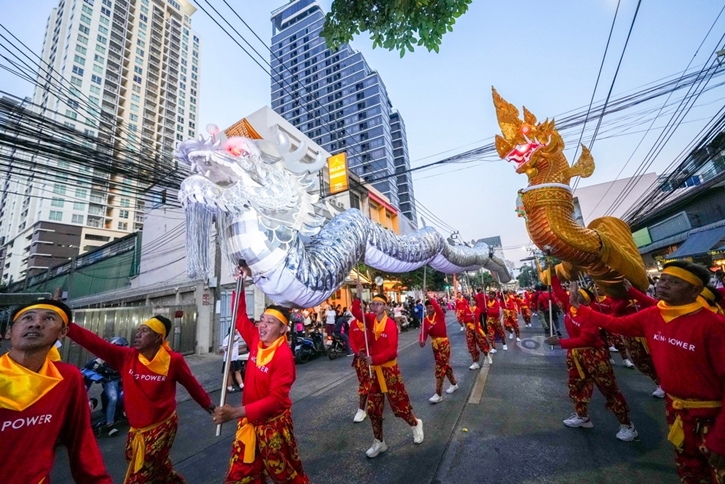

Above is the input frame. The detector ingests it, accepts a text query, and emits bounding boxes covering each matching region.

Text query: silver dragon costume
[177,130,511,308]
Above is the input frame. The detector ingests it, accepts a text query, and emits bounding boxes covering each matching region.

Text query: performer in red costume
[545,277,638,442]
[519,291,533,328]
[464,299,492,369]
[419,296,459,403]
[455,293,469,331]
[572,261,725,483]
[349,309,373,423]
[486,291,508,351]
[214,270,309,484]
[0,299,112,484]
[501,291,521,341]
[353,280,424,458]
[68,314,214,483]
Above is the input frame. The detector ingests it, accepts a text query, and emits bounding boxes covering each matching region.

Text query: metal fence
[218,288,255,346]
[61,304,198,368]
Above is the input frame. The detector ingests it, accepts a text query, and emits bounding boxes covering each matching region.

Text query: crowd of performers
[2,260,725,483]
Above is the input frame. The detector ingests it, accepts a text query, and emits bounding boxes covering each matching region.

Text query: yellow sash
[570,348,594,380]
[431,337,447,350]
[0,354,63,411]
[666,394,721,450]
[234,411,286,464]
[569,306,578,318]
[656,300,703,323]
[48,345,61,362]
[125,412,176,481]
[256,335,286,367]
[373,314,388,340]
[356,320,365,331]
[371,359,397,393]
[138,346,171,376]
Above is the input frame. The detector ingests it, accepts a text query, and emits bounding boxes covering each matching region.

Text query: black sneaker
[107,426,119,437]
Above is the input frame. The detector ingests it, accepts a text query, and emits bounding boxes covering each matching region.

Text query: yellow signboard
[327,152,349,195]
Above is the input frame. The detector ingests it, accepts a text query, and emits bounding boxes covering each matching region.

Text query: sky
[1,0,724,266]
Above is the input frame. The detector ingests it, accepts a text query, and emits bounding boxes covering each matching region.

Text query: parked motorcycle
[326,334,347,360]
[293,329,326,364]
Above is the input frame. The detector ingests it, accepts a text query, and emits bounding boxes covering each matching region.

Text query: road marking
[468,363,490,405]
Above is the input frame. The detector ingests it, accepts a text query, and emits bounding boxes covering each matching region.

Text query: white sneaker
[609,346,619,353]
[460,326,465,331]
[516,337,521,342]
[652,386,665,399]
[445,383,459,394]
[412,418,424,444]
[487,354,493,364]
[469,362,480,370]
[503,344,508,351]
[366,439,388,458]
[623,359,635,369]
[616,423,638,442]
[610,358,616,365]
[490,348,497,354]
[429,393,443,404]
[509,333,514,340]
[353,408,367,423]
[563,414,593,428]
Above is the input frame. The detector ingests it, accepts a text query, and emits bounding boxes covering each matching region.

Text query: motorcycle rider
[334,308,353,356]
[83,336,128,436]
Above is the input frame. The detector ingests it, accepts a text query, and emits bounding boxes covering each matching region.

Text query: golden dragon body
[492,88,648,297]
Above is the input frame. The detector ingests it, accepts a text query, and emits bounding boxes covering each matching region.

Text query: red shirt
[576,304,725,454]
[0,362,112,484]
[552,276,604,349]
[234,298,295,424]
[352,300,397,365]
[348,317,372,355]
[474,292,487,310]
[503,295,519,312]
[420,298,448,342]
[518,295,529,309]
[485,299,501,319]
[68,323,212,428]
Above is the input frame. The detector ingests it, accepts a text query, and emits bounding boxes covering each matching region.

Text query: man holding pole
[353,280,424,458]
[350,282,374,423]
[67,314,214,483]
[419,295,459,403]
[214,268,309,484]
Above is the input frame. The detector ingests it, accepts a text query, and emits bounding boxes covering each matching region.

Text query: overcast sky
[1,0,723,265]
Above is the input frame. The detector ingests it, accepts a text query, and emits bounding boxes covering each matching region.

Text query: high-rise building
[0,0,200,283]
[270,0,417,228]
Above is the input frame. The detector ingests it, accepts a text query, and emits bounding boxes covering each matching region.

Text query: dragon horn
[492,87,522,141]
[277,131,291,154]
[283,140,325,174]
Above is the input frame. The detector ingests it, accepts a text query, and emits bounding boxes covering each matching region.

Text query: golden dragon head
[492,87,595,185]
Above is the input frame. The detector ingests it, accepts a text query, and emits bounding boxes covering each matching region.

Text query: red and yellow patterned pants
[521,307,532,324]
[623,336,659,385]
[566,347,630,425]
[225,409,309,484]
[367,364,417,441]
[665,399,725,484]
[464,324,490,362]
[124,412,183,484]
[486,317,507,348]
[352,354,372,395]
[503,310,520,337]
[599,329,628,360]
[432,338,457,394]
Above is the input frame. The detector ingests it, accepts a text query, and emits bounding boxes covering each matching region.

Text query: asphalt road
[52,313,678,483]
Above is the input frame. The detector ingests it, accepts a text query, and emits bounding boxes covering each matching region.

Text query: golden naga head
[492,87,594,184]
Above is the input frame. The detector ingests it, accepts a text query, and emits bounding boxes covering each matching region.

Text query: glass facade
[270,0,416,227]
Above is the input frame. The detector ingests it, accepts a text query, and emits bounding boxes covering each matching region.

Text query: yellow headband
[701,286,717,303]
[662,266,703,287]
[143,317,167,339]
[263,309,289,326]
[578,289,591,303]
[372,296,387,304]
[14,304,69,326]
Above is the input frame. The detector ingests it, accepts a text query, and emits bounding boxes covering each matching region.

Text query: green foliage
[320,0,472,57]
[517,265,537,288]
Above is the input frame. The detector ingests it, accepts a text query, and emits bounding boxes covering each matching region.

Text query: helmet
[110,336,129,347]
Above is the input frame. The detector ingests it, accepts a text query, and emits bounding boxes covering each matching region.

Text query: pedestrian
[486,291,508,351]
[545,276,638,442]
[221,329,244,393]
[213,269,309,484]
[67,315,215,483]
[352,281,424,458]
[334,308,353,356]
[572,261,725,483]
[325,304,337,338]
[0,299,112,484]
[414,299,425,330]
[419,296,459,403]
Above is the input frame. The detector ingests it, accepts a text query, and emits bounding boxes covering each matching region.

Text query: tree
[517,265,537,289]
[320,0,472,57]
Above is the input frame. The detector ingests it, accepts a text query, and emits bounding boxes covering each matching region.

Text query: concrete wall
[573,173,658,225]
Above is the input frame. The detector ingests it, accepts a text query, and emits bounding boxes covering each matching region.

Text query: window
[67,98,79,110]
[82,4,93,14]
[65,110,77,120]
[51,198,64,207]
[95,44,106,54]
[177,115,184,123]
[129,114,138,121]
[75,188,88,198]
[78,25,90,35]
[98,25,109,36]
[91,75,102,84]
[119,209,129,219]
[92,64,103,74]
[97,35,107,44]
[101,6,111,16]
[72,65,84,76]
[134,66,142,75]
[73,202,85,211]
[117,221,128,230]
[129,124,137,132]
[135,56,143,65]
[49,211,63,221]
[94,54,104,63]
[136,48,144,56]
[77,34,88,45]
[139,22,147,31]
[99,16,109,26]
[89,85,101,94]
[72,214,84,224]
[132,84,140,93]
[137,39,145,48]
[120,198,130,207]
[130,104,139,111]
[74,54,85,65]
[131,94,140,102]
[75,45,87,55]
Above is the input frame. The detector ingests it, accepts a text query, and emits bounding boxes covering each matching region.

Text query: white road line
[468,363,490,405]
